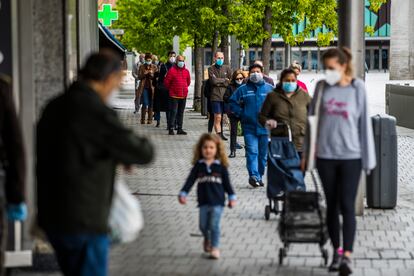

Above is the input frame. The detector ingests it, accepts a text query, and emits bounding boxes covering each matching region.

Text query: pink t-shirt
[297,80,308,93]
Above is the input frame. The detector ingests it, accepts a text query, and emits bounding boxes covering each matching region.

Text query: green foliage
[369,0,388,12]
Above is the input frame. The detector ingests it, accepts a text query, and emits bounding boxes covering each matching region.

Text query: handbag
[109,175,144,244]
[305,81,325,171]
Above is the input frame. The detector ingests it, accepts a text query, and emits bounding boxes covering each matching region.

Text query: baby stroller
[264,123,305,220]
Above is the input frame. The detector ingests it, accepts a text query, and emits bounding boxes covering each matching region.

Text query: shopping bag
[305,81,325,171]
[109,175,144,243]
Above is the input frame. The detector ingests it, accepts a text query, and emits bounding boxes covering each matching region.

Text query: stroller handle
[268,122,292,142]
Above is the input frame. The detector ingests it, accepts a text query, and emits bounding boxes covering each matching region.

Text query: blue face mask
[216,59,224,66]
[177,61,185,68]
[282,82,297,93]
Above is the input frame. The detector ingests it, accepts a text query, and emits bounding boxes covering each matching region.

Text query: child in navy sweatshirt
[179,133,236,259]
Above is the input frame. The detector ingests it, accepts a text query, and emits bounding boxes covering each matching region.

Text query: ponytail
[322,47,354,77]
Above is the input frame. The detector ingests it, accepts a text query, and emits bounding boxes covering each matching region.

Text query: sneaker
[228,151,236,158]
[339,256,352,276]
[328,251,342,272]
[177,129,187,135]
[203,239,212,253]
[259,180,265,187]
[168,129,175,135]
[156,121,160,128]
[220,133,228,141]
[248,177,260,188]
[210,248,220,260]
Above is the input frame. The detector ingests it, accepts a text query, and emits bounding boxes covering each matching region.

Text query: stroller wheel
[264,205,271,220]
[278,248,286,265]
[321,249,328,266]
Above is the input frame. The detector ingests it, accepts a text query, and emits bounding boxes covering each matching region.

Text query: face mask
[177,61,185,68]
[325,69,342,86]
[282,82,297,93]
[235,79,243,85]
[153,61,159,65]
[216,59,224,66]
[169,57,176,63]
[250,72,263,83]
[145,61,152,65]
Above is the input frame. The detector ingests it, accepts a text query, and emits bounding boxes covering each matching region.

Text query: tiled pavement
[107,104,414,276]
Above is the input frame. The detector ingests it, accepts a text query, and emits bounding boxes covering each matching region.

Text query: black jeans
[229,115,240,152]
[316,158,362,252]
[168,97,186,130]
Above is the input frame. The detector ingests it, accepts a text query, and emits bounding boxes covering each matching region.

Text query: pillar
[390,0,414,80]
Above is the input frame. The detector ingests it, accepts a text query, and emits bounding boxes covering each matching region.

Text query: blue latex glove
[7,203,28,221]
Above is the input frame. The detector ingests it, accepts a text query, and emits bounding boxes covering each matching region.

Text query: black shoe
[248,177,260,188]
[328,251,342,272]
[228,151,236,158]
[236,143,243,149]
[156,121,160,128]
[339,256,352,275]
[169,129,175,135]
[177,129,187,135]
[259,180,265,187]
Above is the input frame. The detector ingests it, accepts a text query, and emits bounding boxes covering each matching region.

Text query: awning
[98,22,127,58]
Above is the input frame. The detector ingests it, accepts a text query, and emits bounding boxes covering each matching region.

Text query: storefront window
[301,51,309,71]
[275,51,283,70]
[292,51,301,65]
[205,51,212,66]
[365,50,371,70]
[311,51,318,71]
[374,49,380,70]
[249,50,256,65]
[382,49,389,70]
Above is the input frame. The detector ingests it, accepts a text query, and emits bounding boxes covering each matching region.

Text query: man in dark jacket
[154,51,176,128]
[37,51,154,276]
[0,75,27,273]
[208,52,232,140]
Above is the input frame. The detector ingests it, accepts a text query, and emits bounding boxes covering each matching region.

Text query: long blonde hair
[192,133,229,167]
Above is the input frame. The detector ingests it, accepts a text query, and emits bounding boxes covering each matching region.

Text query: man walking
[229,64,273,188]
[164,55,191,135]
[37,51,154,276]
[208,52,232,140]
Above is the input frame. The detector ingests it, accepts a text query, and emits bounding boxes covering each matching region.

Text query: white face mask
[235,79,243,85]
[325,69,342,86]
[169,57,176,63]
[250,72,263,83]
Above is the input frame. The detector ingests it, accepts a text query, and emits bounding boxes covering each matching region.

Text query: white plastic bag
[109,175,144,243]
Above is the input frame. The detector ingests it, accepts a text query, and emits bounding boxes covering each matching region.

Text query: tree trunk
[212,31,219,57]
[220,35,230,66]
[193,38,203,111]
[262,4,272,75]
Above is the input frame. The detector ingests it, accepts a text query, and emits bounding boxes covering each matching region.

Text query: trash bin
[366,114,398,209]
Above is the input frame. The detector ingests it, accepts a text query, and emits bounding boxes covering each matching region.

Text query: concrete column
[338,0,365,80]
[173,36,180,54]
[230,35,240,71]
[78,0,99,66]
[390,0,414,80]
[284,44,291,68]
[183,46,192,71]
[338,0,366,215]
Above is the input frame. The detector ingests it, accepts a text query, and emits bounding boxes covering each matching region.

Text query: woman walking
[303,47,376,275]
[136,53,158,124]
[224,70,247,158]
[259,68,311,159]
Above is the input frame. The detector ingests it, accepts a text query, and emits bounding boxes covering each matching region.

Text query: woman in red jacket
[164,55,191,135]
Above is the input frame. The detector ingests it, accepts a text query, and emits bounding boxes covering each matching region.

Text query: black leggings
[316,158,362,252]
[229,116,239,152]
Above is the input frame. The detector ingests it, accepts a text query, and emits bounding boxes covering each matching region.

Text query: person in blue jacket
[229,64,274,188]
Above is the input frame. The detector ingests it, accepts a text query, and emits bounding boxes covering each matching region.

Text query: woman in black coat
[223,69,247,158]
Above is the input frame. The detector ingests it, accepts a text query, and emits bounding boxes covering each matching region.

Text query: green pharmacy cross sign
[98,4,118,27]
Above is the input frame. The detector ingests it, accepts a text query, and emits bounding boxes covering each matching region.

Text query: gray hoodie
[308,79,376,172]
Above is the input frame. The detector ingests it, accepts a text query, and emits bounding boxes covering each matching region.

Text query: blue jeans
[244,133,268,181]
[199,205,224,248]
[46,233,109,276]
[141,88,151,108]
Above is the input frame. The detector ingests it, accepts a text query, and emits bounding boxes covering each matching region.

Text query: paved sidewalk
[108,103,414,276]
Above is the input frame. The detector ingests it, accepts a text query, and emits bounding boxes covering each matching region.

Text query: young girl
[178,134,236,259]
